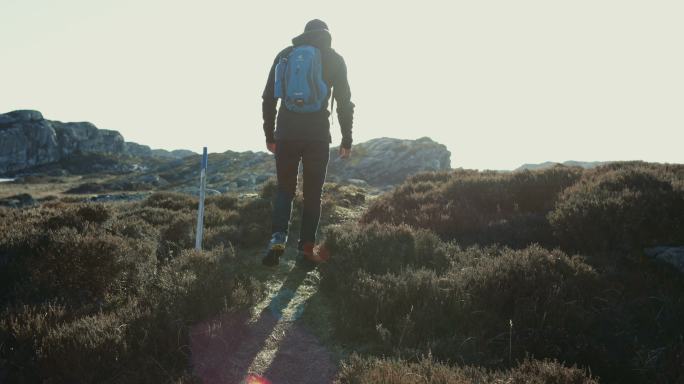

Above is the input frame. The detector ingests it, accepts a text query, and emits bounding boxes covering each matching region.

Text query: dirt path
[189,249,340,384]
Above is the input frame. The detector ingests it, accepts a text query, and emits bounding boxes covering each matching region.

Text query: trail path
[189,192,372,383]
[189,249,340,384]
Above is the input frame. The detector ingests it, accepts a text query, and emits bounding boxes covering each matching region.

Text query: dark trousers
[271,140,330,248]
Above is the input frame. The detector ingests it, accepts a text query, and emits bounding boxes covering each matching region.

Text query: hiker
[261,19,355,266]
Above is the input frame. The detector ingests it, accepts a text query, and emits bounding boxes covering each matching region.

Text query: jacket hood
[292,29,332,50]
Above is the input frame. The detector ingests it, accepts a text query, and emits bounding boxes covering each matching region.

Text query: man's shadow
[226,260,313,380]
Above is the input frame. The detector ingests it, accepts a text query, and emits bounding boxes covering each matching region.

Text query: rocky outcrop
[645,246,684,274]
[0,110,125,175]
[0,193,35,208]
[327,137,451,186]
[515,161,610,172]
[125,141,195,159]
[0,110,199,176]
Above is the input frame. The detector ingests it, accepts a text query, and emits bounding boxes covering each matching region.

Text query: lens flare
[245,374,271,384]
[316,244,330,261]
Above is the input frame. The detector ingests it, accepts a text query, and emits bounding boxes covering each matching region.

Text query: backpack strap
[330,86,335,127]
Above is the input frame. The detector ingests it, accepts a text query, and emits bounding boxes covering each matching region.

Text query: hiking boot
[262,232,287,266]
[296,241,328,268]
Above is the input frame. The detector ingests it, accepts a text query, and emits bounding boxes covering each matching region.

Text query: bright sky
[1,0,682,170]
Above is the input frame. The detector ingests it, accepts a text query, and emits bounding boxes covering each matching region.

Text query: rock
[645,246,684,273]
[133,173,169,187]
[346,178,368,186]
[0,110,44,127]
[515,161,610,172]
[0,193,35,208]
[0,110,125,175]
[176,187,221,196]
[53,121,125,155]
[125,142,196,159]
[327,137,451,186]
[150,148,197,159]
[89,192,151,203]
[125,142,154,157]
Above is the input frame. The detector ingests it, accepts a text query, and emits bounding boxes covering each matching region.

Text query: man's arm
[333,56,355,149]
[262,55,279,144]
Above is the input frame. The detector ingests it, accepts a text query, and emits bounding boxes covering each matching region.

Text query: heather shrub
[38,310,128,382]
[44,203,113,230]
[324,209,684,383]
[336,355,597,384]
[206,193,238,211]
[1,224,156,306]
[259,177,278,200]
[237,197,272,247]
[203,205,240,227]
[319,223,450,292]
[204,224,240,249]
[362,167,583,248]
[323,183,366,209]
[0,195,264,383]
[0,302,69,382]
[109,216,159,242]
[325,239,600,367]
[150,248,249,320]
[142,191,197,211]
[157,213,196,261]
[549,165,684,254]
[123,205,181,226]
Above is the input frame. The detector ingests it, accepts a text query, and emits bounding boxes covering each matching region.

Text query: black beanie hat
[305,19,328,32]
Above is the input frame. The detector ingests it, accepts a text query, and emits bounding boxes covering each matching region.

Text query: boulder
[125,142,154,157]
[0,193,35,208]
[125,142,196,159]
[645,246,684,273]
[327,137,451,186]
[0,110,126,175]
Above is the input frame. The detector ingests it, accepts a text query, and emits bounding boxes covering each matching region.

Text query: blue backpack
[274,45,329,113]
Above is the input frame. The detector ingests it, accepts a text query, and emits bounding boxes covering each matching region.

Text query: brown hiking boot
[298,242,329,265]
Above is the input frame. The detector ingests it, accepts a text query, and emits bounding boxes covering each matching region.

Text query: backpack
[274,45,329,113]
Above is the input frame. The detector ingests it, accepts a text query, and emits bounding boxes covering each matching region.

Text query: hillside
[1,162,683,383]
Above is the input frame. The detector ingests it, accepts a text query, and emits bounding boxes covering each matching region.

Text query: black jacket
[262,29,355,149]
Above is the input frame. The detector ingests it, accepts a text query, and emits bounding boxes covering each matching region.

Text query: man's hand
[267,142,276,154]
[339,147,351,159]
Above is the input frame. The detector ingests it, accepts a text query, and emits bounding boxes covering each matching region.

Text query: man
[261,19,355,266]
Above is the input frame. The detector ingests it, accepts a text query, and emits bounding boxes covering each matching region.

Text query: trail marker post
[195,147,208,250]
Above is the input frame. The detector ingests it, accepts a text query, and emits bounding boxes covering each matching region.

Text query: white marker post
[195,147,208,250]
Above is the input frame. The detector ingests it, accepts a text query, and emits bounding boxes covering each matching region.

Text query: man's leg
[271,140,301,236]
[264,141,302,266]
[299,141,330,249]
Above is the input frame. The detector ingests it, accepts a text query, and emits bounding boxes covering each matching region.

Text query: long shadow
[190,259,313,383]
[261,289,339,384]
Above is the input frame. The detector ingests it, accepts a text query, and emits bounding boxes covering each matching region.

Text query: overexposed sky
[1,0,682,170]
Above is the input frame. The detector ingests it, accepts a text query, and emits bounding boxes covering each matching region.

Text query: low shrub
[206,193,238,211]
[322,220,684,383]
[362,167,583,248]
[324,236,600,367]
[38,310,128,382]
[142,191,197,211]
[237,197,272,247]
[157,213,196,261]
[335,355,597,384]
[549,165,684,254]
[319,223,450,292]
[0,194,265,383]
